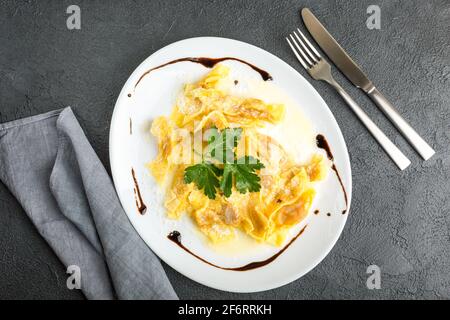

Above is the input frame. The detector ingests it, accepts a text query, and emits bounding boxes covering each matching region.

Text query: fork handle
[330,80,411,170]
[367,86,435,160]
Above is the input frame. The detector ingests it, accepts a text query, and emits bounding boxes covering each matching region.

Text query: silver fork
[287,29,411,170]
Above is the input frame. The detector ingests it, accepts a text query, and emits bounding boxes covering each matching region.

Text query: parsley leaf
[184,162,223,199]
[220,156,265,197]
[204,127,242,164]
[185,127,264,199]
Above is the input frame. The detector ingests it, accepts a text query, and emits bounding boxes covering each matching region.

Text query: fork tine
[293,30,318,63]
[289,33,313,66]
[297,28,322,59]
[286,37,308,69]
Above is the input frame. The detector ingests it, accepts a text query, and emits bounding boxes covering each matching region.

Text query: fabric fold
[0,107,177,300]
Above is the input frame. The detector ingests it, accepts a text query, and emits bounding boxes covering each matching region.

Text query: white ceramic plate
[109,37,352,293]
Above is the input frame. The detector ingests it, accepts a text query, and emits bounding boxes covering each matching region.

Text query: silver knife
[301,8,435,160]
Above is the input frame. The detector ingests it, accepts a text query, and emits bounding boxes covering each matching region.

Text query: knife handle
[367,87,435,160]
[330,80,411,170]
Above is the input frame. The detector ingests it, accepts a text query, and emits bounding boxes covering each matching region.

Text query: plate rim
[109,36,352,293]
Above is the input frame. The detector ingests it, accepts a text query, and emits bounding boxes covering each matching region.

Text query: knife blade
[301,8,374,92]
[301,8,436,160]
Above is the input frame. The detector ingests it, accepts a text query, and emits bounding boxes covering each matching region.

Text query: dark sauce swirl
[168,225,307,271]
[316,134,348,214]
[131,168,147,215]
[134,57,272,89]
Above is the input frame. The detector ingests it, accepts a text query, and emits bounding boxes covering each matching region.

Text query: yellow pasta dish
[147,65,328,246]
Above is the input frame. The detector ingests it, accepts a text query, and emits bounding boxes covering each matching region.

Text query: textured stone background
[0,0,449,299]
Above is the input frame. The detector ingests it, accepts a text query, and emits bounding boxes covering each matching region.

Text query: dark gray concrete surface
[0,0,449,299]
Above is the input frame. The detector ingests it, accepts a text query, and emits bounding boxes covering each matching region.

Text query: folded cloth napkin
[0,107,177,300]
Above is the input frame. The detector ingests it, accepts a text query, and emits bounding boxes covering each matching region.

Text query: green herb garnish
[204,127,242,164]
[184,128,264,198]
[184,162,223,199]
[220,156,265,197]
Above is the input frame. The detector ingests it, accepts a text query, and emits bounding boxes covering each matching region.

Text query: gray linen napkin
[0,107,177,300]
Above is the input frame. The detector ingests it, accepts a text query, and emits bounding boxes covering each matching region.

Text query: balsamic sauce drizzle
[168,225,307,271]
[131,168,147,215]
[134,57,273,89]
[316,134,348,214]
[129,118,132,135]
